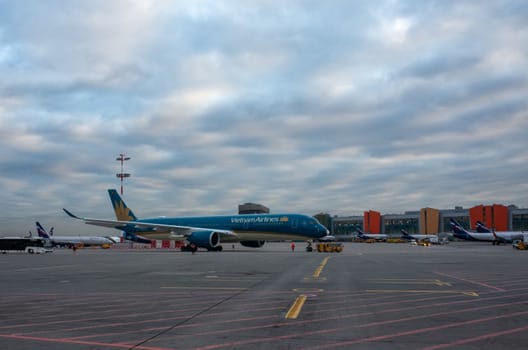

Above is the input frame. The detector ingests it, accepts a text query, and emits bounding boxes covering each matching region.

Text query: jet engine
[187,230,221,251]
[240,240,266,248]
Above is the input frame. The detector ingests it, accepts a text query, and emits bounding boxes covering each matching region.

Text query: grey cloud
[398,54,482,79]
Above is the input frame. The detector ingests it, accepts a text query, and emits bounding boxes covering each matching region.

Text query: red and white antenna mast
[116,153,131,195]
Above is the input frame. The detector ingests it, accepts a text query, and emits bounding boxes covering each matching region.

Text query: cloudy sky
[1,0,527,236]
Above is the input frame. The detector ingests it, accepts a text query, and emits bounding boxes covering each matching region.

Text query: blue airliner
[63,189,329,251]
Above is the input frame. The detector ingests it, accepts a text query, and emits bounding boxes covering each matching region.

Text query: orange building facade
[331,203,527,236]
[372,205,509,234]
[363,210,381,234]
[419,207,440,234]
[469,204,509,231]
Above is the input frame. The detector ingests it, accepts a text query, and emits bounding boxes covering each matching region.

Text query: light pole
[116,153,131,195]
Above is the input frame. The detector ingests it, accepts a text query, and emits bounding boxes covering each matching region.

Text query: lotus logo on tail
[113,200,134,221]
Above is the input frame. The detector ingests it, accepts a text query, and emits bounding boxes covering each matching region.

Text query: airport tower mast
[116,153,131,195]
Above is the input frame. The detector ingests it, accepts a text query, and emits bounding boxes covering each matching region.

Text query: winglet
[492,229,498,239]
[63,208,81,219]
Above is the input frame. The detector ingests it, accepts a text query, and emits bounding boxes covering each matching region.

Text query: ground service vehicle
[316,242,343,253]
[0,237,52,254]
[513,240,527,250]
[512,234,528,250]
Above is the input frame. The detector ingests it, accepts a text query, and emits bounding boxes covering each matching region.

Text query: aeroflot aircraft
[355,228,388,241]
[63,189,330,251]
[400,229,438,243]
[36,222,118,247]
[449,219,502,244]
[475,221,524,244]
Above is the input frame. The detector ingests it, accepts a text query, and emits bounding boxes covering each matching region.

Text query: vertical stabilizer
[450,219,471,240]
[108,189,138,221]
[401,229,413,239]
[36,222,51,239]
[356,228,366,239]
[476,221,491,233]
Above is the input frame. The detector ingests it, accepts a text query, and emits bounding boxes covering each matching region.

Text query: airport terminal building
[316,204,528,238]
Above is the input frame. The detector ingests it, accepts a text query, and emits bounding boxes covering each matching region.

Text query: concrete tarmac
[1,242,528,349]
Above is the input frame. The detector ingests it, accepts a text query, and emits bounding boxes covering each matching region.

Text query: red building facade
[363,210,381,234]
[469,204,508,231]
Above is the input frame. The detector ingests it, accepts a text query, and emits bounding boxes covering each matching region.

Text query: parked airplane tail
[36,222,51,239]
[107,190,153,244]
[475,221,491,233]
[449,219,473,240]
[401,229,413,239]
[108,189,138,221]
[356,228,366,238]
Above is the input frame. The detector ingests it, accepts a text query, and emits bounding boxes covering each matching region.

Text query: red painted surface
[470,204,508,231]
[363,210,381,234]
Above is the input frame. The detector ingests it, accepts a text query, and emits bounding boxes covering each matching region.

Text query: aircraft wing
[63,208,236,239]
[493,231,522,243]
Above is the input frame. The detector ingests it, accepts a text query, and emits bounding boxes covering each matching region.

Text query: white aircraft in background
[475,221,524,245]
[400,229,439,243]
[450,219,493,241]
[36,222,119,247]
[449,219,510,245]
[355,228,388,242]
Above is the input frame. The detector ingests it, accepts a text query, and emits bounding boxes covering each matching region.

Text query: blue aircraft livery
[64,189,329,251]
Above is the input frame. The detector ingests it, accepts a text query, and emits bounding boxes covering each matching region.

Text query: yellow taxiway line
[285,294,307,319]
[313,257,329,278]
[285,257,331,319]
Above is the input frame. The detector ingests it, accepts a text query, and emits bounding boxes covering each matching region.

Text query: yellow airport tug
[316,242,343,253]
[513,240,526,250]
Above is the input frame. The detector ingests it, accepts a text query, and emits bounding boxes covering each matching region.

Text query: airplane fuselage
[49,236,117,246]
[133,213,328,241]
